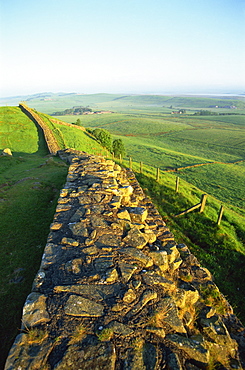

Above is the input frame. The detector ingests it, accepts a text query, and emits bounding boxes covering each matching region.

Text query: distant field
[1,92,245,114]
[54,108,245,209]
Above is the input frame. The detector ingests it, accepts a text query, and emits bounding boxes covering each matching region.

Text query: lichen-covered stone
[61,237,79,246]
[148,250,169,271]
[118,262,138,282]
[166,334,210,366]
[54,342,116,369]
[128,207,148,223]
[123,226,148,249]
[64,295,104,317]
[22,293,50,328]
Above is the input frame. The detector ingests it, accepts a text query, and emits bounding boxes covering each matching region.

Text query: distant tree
[75,118,81,125]
[194,110,218,116]
[112,139,125,158]
[92,128,112,151]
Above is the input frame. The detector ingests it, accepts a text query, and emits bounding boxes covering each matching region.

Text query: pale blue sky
[0,0,244,96]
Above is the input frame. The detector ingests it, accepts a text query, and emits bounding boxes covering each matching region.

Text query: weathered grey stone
[56,204,72,212]
[2,148,12,156]
[143,229,157,244]
[167,352,183,370]
[107,320,134,336]
[123,288,137,304]
[117,209,131,221]
[118,262,138,282]
[65,258,83,274]
[94,257,114,272]
[61,237,79,246]
[170,257,183,271]
[146,327,166,339]
[70,207,85,222]
[148,251,169,271]
[4,334,53,370]
[154,297,186,334]
[95,233,121,249]
[82,245,100,255]
[78,194,93,204]
[54,283,121,301]
[119,185,134,197]
[84,237,94,246]
[64,295,104,316]
[110,195,122,208]
[119,247,153,267]
[6,151,245,370]
[50,222,63,231]
[126,290,157,317]
[166,334,210,367]
[163,243,180,263]
[69,221,88,236]
[142,272,175,291]
[90,215,108,228]
[199,314,237,347]
[128,207,148,223]
[172,287,199,310]
[54,342,116,369]
[22,293,50,328]
[106,267,119,283]
[39,242,60,269]
[123,226,148,249]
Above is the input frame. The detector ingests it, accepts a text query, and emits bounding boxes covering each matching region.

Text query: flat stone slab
[119,247,153,267]
[166,334,210,366]
[64,295,104,317]
[54,283,122,301]
[123,226,148,249]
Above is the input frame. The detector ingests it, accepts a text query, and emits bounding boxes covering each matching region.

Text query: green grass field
[54,108,245,209]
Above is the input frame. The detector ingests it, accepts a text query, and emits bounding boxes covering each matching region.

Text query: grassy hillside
[0,107,41,154]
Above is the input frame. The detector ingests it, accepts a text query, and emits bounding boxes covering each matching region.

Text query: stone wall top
[5,150,245,369]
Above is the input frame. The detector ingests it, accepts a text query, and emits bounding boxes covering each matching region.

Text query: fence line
[109,154,225,226]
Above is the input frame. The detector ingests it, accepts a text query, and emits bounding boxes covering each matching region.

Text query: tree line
[52,106,92,116]
[88,128,125,158]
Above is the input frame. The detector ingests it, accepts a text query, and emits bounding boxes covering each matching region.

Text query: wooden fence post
[199,194,207,213]
[140,161,143,174]
[112,152,114,159]
[129,157,132,170]
[217,205,224,225]
[119,154,122,164]
[175,177,180,193]
[156,168,160,182]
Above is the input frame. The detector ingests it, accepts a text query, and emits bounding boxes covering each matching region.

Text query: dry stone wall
[5,150,245,370]
[19,104,61,155]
